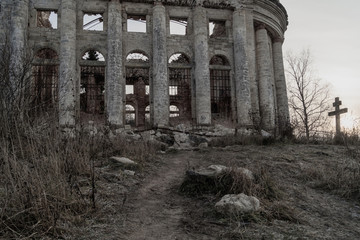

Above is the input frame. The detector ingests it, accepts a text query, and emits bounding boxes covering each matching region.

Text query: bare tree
[285,49,331,140]
[0,36,34,135]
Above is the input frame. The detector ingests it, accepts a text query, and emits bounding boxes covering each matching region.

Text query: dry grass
[180,164,298,224]
[0,117,158,239]
[304,155,360,201]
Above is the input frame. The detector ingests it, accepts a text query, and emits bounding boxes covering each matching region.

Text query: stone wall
[1,0,290,135]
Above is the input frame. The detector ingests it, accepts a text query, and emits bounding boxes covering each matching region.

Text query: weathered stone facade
[0,0,290,134]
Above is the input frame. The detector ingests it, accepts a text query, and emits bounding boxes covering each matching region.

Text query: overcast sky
[281,0,360,123]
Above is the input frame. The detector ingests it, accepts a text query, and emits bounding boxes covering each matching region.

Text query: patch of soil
[66,144,360,239]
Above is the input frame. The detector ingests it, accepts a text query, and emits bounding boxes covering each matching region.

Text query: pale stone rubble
[1,0,290,135]
[215,193,260,214]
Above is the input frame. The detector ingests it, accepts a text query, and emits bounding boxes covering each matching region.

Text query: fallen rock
[192,165,254,179]
[123,170,135,176]
[198,142,208,148]
[215,193,260,214]
[109,157,138,168]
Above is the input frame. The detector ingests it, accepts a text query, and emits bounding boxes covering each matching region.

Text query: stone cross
[328,97,348,135]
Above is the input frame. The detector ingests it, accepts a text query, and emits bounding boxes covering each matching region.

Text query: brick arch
[81,49,106,62]
[35,47,58,59]
[126,50,149,63]
[209,54,230,66]
[168,52,191,64]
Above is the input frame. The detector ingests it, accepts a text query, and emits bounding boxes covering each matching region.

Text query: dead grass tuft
[180,165,298,223]
[0,119,157,239]
[303,155,360,201]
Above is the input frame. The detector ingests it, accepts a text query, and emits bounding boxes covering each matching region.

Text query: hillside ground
[64,143,360,240]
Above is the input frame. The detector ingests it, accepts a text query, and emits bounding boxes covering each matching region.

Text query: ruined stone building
[0,0,289,133]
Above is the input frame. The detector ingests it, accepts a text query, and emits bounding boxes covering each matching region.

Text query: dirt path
[68,145,360,240]
[119,152,193,240]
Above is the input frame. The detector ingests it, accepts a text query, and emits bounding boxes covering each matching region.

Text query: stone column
[233,8,252,127]
[193,6,211,125]
[152,2,169,127]
[9,0,29,97]
[256,25,276,132]
[106,0,124,127]
[244,6,260,126]
[59,0,77,126]
[273,37,290,134]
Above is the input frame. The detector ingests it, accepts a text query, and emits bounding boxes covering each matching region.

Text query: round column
[152,2,169,127]
[256,24,276,132]
[273,37,290,134]
[106,0,124,127]
[233,8,252,127]
[9,0,29,100]
[59,0,77,126]
[193,6,211,125]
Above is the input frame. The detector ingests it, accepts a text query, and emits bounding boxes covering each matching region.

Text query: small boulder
[198,142,208,149]
[215,193,260,214]
[123,170,136,176]
[109,157,138,168]
[193,164,227,177]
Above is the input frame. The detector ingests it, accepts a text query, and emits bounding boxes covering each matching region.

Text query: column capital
[255,23,266,31]
[273,36,284,43]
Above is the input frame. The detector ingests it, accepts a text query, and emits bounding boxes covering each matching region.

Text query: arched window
[35,48,58,59]
[82,50,105,61]
[168,53,192,121]
[169,105,180,118]
[126,51,149,63]
[32,48,59,114]
[168,53,190,64]
[125,104,136,125]
[209,55,229,66]
[80,49,106,122]
[125,51,150,127]
[209,55,231,119]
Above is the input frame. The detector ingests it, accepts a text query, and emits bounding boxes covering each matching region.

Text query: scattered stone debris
[215,193,260,214]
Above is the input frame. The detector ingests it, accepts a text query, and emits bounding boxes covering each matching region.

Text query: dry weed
[0,119,157,239]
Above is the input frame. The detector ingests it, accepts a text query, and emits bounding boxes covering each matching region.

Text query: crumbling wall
[4,0,289,134]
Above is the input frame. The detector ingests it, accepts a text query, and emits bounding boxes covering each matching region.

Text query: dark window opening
[32,48,59,115]
[209,20,226,38]
[168,53,192,122]
[83,13,103,31]
[210,69,231,119]
[127,15,146,33]
[32,65,58,112]
[126,67,150,127]
[80,66,105,123]
[210,55,229,66]
[36,48,58,59]
[169,68,191,120]
[37,10,58,29]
